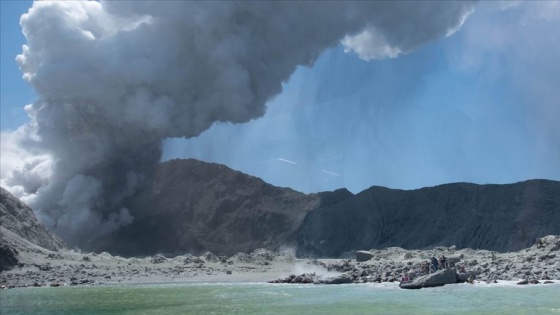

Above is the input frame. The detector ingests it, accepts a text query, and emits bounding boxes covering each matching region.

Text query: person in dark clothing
[431,257,438,272]
[441,255,447,269]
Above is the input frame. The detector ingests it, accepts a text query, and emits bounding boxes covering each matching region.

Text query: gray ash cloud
[3,1,474,249]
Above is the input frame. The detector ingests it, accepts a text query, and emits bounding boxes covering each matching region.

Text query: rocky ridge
[109,158,321,256]
[0,187,64,252]
[1,188,65,272]
[2,161,559,290]
[109,160,560,257]
[297,179,560,257]
[1,187,558,289]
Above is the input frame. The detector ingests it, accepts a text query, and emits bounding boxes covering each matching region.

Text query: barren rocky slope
[0,188,65,271]
[3,160,559,260]
[297,180,560,257]
[111,159,559,257]
[0,188,65,252]
[109,159,322,256]
[1,162,559,289]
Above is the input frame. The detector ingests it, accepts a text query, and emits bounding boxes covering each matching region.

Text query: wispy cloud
[321,170,341,177]
[278,158,297,165]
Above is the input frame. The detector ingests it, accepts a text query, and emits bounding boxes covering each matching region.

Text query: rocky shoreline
[269,235,560,287]
[2,235,559,289]
[0,243,300,289]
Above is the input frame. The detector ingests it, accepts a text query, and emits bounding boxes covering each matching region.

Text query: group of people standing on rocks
[431,255,447,272]
[401,254,455,283]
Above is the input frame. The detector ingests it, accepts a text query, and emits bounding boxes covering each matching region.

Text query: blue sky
[1,0,34,129]
[2,1,559,194]
[162,2,560,193]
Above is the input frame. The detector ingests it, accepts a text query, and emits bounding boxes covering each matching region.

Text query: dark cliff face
[109,159,321,256]
[296,180,560,257]
[3,159,558,258]
[86,159,560,257]
[0,187,65,252]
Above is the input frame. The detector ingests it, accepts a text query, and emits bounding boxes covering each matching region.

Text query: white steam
[1,1,474,249]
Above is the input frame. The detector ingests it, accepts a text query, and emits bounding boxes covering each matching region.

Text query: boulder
[0,243,19,272]
[456,271,477,283]
[150,254,167,264]
[183,254,204,264]
[250,248,276,261]
[201,251,219,263]
[228,252,252,263]
[323,274,354,284]
[399,268,457,289]
[355,250,374,262]
[447,254,464,265]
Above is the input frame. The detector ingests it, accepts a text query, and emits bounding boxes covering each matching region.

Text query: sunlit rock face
[0,187,65,252]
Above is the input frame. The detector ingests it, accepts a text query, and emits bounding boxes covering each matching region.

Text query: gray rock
[46,253,63,259]
[447,254,463,265]
[183,254,204,264]
[539,254,556,261]
[37,264,52,271]
[150,254,167,264]
[323,274,353,284]
[356,251,374,262]
[250,248,276,261]
[0,243,19,272]
[399,268,457,289]
[456,272,477,283]
[201,251,219,263]
[228,252,252,263]
[0,188,65,251]
[291,276,303,283]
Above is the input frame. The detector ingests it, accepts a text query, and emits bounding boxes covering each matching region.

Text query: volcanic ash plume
[1,1,474,249]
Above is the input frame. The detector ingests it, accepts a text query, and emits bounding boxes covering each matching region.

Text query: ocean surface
[1,282,559,315]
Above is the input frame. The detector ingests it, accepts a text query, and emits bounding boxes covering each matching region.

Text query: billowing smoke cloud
[2,1,474,249]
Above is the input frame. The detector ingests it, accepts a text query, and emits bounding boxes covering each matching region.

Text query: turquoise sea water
[1,282,559,315]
